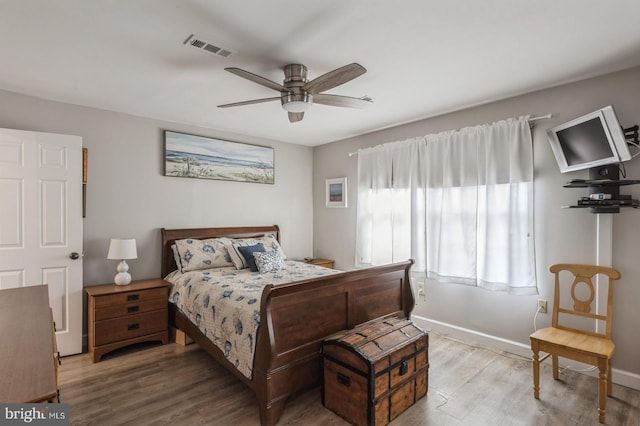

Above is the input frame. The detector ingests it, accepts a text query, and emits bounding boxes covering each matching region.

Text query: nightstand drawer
[93,287,167,309]
[94,298,167,321]
[94,310,167,346]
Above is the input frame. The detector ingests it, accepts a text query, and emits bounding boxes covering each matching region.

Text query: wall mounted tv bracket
[588,124,640,181]
[624,125,639,146]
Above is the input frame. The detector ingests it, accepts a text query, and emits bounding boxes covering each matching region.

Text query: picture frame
[326,177,348,208]
[164,131,274,184]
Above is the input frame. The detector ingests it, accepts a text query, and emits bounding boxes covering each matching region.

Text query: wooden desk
[0,285,58,402]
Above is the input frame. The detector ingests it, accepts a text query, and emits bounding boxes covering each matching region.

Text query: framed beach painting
[326,177,347,208]
[164,131,274,184]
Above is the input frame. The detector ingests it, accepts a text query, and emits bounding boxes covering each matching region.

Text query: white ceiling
[1,1,640,146]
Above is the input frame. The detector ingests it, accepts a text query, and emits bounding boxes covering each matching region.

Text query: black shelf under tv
[563,179,640,188]
[562,165,640,213]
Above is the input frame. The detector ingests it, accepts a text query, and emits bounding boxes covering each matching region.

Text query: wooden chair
[530,263,620,423]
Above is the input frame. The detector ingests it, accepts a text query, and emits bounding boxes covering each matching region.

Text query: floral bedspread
[166,260,341,379]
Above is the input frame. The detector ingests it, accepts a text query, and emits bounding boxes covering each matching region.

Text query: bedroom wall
[0,89,315,288]
[313,65,640,384]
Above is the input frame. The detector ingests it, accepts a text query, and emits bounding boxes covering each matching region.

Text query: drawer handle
[127,323,140,331]
[399,360,409,376]
[127,294,139,301]
[127,306,139,313]
[337,372,350,387]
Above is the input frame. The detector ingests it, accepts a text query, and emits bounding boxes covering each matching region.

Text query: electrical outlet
[416,281,426,302]
[537,299,547,314]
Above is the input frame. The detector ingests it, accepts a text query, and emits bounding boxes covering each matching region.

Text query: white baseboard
[412,314,640,391]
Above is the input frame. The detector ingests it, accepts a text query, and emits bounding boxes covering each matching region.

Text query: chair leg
[607,358,613,397]
[597,358,607,423]
[552,355,559,380]
[532,349,540,399]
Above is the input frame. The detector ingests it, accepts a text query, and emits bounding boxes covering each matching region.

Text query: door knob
[69,252,80,260]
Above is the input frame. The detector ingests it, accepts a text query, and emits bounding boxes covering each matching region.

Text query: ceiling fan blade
[218,97,281,108]
[225,67,290,92]
[302,63,366,94]
[288,112,304,123]
[313,94,373,109]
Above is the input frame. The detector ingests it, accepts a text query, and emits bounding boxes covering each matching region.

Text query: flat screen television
[547,105,630,173]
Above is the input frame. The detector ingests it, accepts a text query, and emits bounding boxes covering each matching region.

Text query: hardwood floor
[58,331,640,425]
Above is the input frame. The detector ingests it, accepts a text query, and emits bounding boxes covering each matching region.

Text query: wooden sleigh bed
[161,225,414,425]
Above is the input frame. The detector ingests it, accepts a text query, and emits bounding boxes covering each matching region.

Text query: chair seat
[531,327,614,359]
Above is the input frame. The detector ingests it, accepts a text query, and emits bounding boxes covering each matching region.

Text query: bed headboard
[160,225,281,278]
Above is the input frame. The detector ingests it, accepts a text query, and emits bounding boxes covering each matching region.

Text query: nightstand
[86,278,169,362]
[304,258,335,269]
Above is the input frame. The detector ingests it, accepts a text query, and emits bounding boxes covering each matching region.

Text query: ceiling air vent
[184,34,234,58]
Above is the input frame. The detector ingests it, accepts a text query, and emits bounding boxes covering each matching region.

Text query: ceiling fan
[217,63,373,123]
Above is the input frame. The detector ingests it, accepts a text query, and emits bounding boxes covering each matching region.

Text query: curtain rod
[529,113,552,122]
[348,113,553,157]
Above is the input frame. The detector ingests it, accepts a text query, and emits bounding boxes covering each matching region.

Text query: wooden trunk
[322,317,429,426]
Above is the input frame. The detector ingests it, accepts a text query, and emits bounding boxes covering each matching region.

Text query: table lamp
[107,238,137,285]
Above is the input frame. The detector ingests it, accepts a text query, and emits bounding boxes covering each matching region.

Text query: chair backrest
[549,263,620,339]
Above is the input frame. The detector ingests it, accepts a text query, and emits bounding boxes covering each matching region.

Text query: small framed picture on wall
[326,177,347,208]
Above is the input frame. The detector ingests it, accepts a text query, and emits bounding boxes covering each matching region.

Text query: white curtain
[355,116,537,294]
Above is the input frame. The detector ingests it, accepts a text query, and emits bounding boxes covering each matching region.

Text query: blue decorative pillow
[237,243,266,272]
[254,250,286,274]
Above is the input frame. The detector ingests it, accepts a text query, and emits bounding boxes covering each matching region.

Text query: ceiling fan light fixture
[282,100,311,113]
[282,93,312,113]
[222,63,368,121]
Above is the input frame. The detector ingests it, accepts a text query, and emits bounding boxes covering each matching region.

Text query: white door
[0,128,83,355]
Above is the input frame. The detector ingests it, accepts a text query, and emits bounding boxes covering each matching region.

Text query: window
[355,117,537,294]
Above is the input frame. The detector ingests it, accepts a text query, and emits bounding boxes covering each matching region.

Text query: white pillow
[254,250,286,273]
[171,244,183,272]
[173,237,234,272]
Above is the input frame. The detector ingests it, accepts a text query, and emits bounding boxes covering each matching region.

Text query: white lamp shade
[107,238,137,260]
[282,93,312,113]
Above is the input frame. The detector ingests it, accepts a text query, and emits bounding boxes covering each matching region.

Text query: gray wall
[0,89,315,288]
[313,66,640,378]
